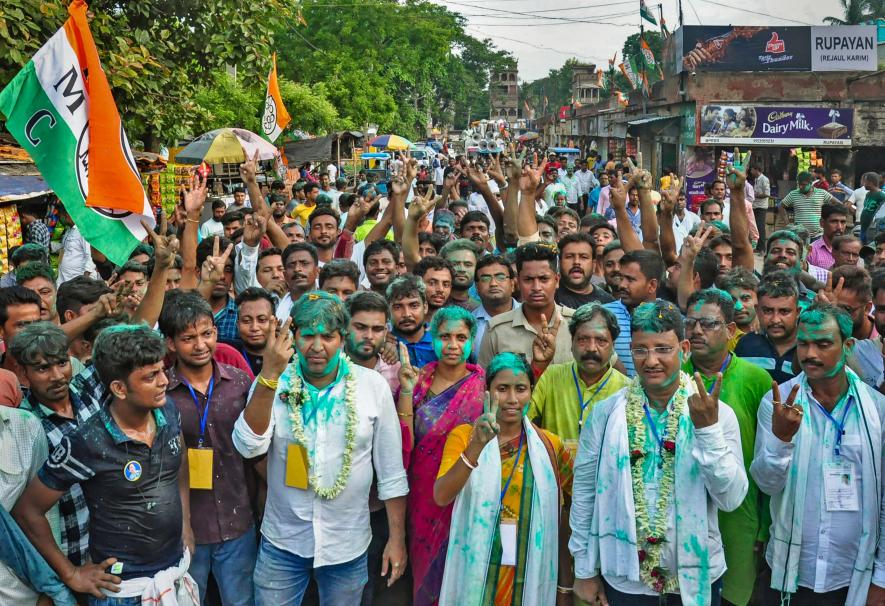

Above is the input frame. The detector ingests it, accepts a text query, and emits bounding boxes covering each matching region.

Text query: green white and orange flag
[261,54,291,143]
[0,0,152,265]
[640,0,657,25]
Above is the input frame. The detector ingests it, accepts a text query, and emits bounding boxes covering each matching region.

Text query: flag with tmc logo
[0,0,153,265]
[261,53,291,143]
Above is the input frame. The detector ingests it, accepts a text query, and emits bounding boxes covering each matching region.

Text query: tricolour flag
[640,38,663,81]
[640,0,658,25]
[0,0,153,265]
[619,61,640,90]
[261,53,291,143]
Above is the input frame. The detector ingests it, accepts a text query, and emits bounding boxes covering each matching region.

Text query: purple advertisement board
[699,105,853,147]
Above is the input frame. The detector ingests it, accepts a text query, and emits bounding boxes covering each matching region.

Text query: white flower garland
[281,353,358,500]
[625,372,690,594]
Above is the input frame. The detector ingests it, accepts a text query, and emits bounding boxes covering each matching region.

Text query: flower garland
[279,353,358,500]
[625,372,690,594]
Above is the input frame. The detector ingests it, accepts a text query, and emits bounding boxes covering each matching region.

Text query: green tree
[824,0,884,23]
[0,0,297,148]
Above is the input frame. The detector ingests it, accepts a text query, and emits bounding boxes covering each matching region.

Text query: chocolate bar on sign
[818,122,847,139]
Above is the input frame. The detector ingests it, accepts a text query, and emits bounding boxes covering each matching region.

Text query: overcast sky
[435,0,848,81]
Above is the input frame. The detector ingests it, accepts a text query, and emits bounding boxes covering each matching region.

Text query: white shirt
[672,211,701,247]
[57,226,95,285]
[276,292,294,322]
[575,169,598,196]
[751,376,885,593]
[852,187,870,222]
[434,166,445,186]
[753,174,771,209]
[233,363,409,567]
[0,406,50,604]
[326,163,338,181]
[199,218,224,240]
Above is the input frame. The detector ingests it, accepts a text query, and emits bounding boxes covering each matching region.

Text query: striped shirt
[780,188,838,237]
[603,299,636,377]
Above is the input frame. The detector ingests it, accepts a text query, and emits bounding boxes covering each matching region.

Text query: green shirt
[527,362,629,456]
[682,354,771,605]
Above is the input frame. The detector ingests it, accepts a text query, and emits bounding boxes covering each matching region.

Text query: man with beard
[479,243,575,367]
[364,240,400,297]
[472,254,518,350]
[160,291,257,604]
[600,241,624,296]
[458,210,491,254]
[718,267,760,349]
[345,291,401,393]
[672,190,701,245]
[195,236,241,345]
[269,194,289,227]
[414,255,454,324]
[603,249,664,377]
[821,266,876,341]
[440,239,480,311]
[735,271,800,384]
[555,233,614,309]
[318,259,359,301]
[682,289,772,606]
[849,269,885,390]
[199,198,227,240]
[553,207,580,240]
[866,232,885,270]
[761,230,816,311]
[308,207,341,266]
[708,235,734,277]
[701,199,724,223]
[537,215,557,244]
[807,204,848,271]
[389,274,436,368]
[13,322,106,569]
[276,242,319,322]
[236,287,275,376]
[527,302,628,458]
[751,304,885,606]
[254,248,288,299]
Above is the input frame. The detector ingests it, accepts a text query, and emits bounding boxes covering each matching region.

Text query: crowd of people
[1,144,885,606]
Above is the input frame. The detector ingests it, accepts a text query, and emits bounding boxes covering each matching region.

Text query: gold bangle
[556,586,574,594]
[397,411,413,418]
[257,374,279,390]
[186,217,200,224]
[459,452,478,470]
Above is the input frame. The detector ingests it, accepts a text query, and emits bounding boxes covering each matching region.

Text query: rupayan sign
[811,26,878,71]
[699,105,853,146]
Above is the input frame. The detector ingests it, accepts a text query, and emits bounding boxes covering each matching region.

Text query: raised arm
[179,174,208,291]
[658,174,681,266]
[501,145,522,247]
[609,177,643,252]
[627,157,660,252]
[677,225,713,311]
[132,215,179,326]
[402,190,437,271]
[517,154,547,239]
[727,148,755,270]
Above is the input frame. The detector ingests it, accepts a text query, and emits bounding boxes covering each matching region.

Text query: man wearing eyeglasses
[682,288,773,606]
[570,299,747,606]
[472,254,517,350]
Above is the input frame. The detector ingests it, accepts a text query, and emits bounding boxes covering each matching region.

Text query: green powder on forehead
[488,352,530,380]
[292,291,348,335]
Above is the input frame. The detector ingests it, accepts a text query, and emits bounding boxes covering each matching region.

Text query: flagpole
[640,22,648,114]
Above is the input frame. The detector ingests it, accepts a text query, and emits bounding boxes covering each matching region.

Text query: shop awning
[626,115,677,126]
[0,174,50,202]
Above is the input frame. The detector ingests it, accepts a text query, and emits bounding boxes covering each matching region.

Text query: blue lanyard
[302,383,337,427]
[184,376,215,447]
[814,394,854,457]
[572,365,612,427]
[500,431,525,503]
[703,354,731,395]
[642,402,670,468]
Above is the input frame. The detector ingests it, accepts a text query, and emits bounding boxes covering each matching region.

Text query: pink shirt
[807,238,836,270]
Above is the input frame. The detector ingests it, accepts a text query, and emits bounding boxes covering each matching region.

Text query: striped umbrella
[367,134,413,151]
[175,128,280,165]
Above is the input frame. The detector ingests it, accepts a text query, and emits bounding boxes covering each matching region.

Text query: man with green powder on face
[683,289,772,606]
[759,230,816,311]
[780,172,839,239]
[571,299,747,606]
[751,303,885,606]
[234,291,409,604]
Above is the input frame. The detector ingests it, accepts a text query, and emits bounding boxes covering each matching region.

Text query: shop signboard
[698,104,853,146]
[810,26,878,71]
[683,146,716,212]
[675,25,877,72]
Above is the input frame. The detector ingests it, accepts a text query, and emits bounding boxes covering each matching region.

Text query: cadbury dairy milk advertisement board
[698,105,853,146]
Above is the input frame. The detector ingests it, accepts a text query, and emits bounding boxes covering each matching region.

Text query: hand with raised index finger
[239,150,260,184]
[262,317,294,380]
[818,273,845,305]
[532,312,558,367]
[397,341,419,394]
[770,380,803,443]
[469,391,500,451]
[182,172,208,215]
[726,147,750,190]
[688,372,721,429]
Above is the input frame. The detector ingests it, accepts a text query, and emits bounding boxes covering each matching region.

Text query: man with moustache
[752,304,885,606]
[389,275,437,368]
[472,254,518,351]
[160,292,257,604]
[527,302,628,458]
[13,323,106,569]
[236,288,276,376]
[458,211,492,254]
[603,250,665,377]
[345,291,401,394]
[735,272,801,384]
[440,239,480,311]
[600,241,624,296]
[848,269,885,390]
[571,300,747,606]
[364,240,400,297]
[414,256,454,324]
[555,233,615,309]
[807,204,849,271]
[760,231,816,311]
[682,289,772,606]
[718,267,760,349]
[307,207,341,266]
[276,242,320,322]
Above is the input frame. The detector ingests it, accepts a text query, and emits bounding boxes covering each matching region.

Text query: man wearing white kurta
[751,304,885,606]
[234,291,408,606]
[570,300,747,606]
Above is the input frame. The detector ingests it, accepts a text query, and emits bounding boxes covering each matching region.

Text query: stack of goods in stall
[717,150,734,181]
[792,148,823,174]
[158,164,193,218]
[0,205,23,273]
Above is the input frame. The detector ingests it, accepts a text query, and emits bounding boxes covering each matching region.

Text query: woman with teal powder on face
[433,352,573,605]
[398,305,486,606]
